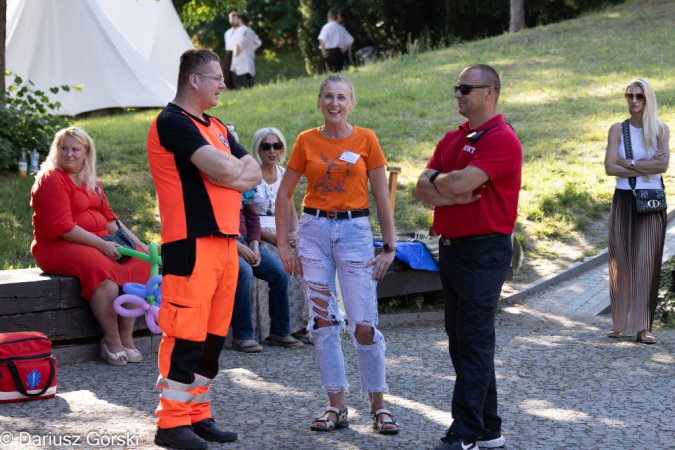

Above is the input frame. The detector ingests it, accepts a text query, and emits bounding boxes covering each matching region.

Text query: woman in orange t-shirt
[276,74,399,435]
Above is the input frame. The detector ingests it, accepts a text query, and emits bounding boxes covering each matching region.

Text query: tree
[172,0,244,29]
[510,0,525,33]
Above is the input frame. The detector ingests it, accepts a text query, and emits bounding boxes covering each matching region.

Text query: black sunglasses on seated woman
[260,142,283,151]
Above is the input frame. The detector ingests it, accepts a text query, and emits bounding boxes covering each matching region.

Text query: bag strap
[94,185,122,230]
[621,119,638,193]
[6,358,56,398]
[622,119,666,191]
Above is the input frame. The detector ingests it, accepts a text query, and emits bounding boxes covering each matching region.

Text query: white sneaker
[477,431,505,448]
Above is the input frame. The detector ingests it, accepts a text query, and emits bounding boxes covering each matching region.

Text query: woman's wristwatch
[629,159,636,169]
[383,243,396,253]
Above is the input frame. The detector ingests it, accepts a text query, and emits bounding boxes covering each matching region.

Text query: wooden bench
[0,268,160,364]
[1,261,440,340]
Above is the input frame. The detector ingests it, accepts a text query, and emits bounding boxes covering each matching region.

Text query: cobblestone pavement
[2,317,674,449]
[518,217,675,318]
[3,222,675,449]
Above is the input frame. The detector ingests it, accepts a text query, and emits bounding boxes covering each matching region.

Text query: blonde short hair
[251,127,287,166]
[38,126,98,192]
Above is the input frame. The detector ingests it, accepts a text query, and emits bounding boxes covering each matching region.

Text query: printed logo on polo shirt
[218,134,230,148]
[462,145,476,154]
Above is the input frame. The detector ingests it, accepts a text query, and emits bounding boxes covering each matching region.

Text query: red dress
[30,169,150,300]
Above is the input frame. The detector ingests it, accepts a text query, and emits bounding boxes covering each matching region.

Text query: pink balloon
[114,295,146,318]
[146,306,162,334]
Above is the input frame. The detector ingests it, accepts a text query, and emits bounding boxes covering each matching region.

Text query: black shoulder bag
[94,186,134,262]
[622,119,667,214]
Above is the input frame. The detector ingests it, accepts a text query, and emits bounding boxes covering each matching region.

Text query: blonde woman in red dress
[31,126,150,365]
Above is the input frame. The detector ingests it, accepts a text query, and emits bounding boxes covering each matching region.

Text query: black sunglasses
[624,93,645,102]
[260,142,283,151]
[454,84,492,95]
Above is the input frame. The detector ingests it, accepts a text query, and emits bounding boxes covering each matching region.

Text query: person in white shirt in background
[222,11,239,90]
[231,14,261,89]
[318,8,354,72]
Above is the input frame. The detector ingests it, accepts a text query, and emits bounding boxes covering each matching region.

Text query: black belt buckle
[326,211,336,219]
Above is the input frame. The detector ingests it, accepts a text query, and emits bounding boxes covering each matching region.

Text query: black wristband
[429,171,441,185]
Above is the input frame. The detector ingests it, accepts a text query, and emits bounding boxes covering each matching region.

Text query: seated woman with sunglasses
[249,127,309,343]
[604,78,670,344]
[30,127,150,365]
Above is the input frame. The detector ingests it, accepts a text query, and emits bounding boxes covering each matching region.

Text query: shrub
[657,255,675,328]
[0,72,75,171]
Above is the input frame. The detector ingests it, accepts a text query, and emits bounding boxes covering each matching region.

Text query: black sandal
[310,406,349,432]
[372,408,400,435]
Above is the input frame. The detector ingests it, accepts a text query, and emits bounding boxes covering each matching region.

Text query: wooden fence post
[386,165,401,215]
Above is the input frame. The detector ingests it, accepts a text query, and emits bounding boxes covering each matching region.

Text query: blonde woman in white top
[251,128,308,342]
[604,78,670,344]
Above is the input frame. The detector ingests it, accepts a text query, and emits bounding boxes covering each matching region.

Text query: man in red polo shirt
[415,64,522,450]
[147,48,261,449]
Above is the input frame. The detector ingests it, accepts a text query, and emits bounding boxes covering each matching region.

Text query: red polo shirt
[426,114,522,239]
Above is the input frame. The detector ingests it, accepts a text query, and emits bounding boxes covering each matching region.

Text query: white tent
[5,0,193,116]
[95,0,193,88]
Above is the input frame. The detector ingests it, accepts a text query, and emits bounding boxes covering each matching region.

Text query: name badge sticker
[339,150,361,164]
[642,175,652,184]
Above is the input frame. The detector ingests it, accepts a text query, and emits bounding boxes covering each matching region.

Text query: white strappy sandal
[310,406,349,432]
[101,340,127,366]
[372,408,400,435]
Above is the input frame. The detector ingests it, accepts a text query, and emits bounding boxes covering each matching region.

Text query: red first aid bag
[0,332,58,403]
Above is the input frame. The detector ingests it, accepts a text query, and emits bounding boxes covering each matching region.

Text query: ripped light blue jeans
[296,212,388,397]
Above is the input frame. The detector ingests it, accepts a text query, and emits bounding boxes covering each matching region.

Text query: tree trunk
[445,0,452,22]
[1,0,6,99]
[509,0,524,34]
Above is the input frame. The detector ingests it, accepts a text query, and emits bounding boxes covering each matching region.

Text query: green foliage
[255,50,307,85]
[0,0,673,276]
[297,0,326,74]
[0,72,74,170]
[0,176,37,269]
[377,292,443,314]
[535,182,608,231]
[295,0,624,73]
[657,255,675,328]
[378,296,400,314]
[172,0,244,30]
[173,0,300,52]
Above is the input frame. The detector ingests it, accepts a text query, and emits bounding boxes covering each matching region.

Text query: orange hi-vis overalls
[156,236,238,427]
[148,103,245,429]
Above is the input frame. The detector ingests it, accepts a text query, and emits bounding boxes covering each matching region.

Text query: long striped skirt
[608,188,667,334]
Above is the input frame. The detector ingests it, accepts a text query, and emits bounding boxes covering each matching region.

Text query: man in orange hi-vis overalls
[147,48,261,450]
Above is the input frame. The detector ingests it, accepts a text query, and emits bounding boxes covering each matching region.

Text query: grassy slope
[2,0,674,278]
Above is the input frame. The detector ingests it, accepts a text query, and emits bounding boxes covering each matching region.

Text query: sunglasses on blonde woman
[260,142,283,151]
[624,93,645,101]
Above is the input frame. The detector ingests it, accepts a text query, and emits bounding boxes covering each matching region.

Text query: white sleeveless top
[253,165,284,229]
[616,123,660,190]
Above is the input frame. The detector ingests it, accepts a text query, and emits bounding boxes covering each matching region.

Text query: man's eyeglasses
[197,73,225,83]
[260,142,284,151]
[454,84,493,95]
[624,93,645,102]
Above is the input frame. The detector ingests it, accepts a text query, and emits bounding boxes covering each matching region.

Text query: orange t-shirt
[287,126,387,211]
